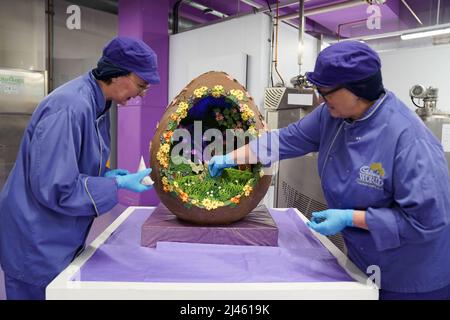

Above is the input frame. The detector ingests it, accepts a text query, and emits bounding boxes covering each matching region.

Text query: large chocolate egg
[150,71,272,225]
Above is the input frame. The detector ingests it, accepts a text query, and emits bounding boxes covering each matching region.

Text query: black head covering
[344,69,385,101]
[92,56,131,81]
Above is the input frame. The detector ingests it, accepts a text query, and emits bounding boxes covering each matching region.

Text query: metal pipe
[173,0,306,34]
[173,0,227,34]
[279,0,365,20]
[317,33,323,54]
[437,0,441,25]
[172,0,185,34]
[169,16,198,32]
[185,1,228,18]
[273,1,285,86]
[261,0,311,13]
[298,0,305,74]
[240,0,262,9]
[45,0,54,92]
[400,0,423,26]
[268,8,275,87]
[283,20,299,29]
[65,0,118,14]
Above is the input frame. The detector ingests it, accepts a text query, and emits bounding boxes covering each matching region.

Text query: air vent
[264,88,286,109]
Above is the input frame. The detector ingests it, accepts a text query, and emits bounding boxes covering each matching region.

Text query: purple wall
[118,0,169,206]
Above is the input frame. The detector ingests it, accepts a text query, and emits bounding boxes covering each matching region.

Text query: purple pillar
[118,0,169,206]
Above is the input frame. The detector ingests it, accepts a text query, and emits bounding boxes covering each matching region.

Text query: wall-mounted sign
[0,75,25,95]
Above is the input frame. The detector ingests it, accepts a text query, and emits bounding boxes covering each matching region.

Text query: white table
[46,206,379,300]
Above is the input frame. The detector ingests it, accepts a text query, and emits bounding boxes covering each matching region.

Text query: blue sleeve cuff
[366,207,401,251]
[84,176,119,216]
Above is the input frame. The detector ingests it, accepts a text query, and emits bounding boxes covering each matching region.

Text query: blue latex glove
[208,154,236,177]
[307,209,354,236]
[115,168,153,192]
[104,168,129,178]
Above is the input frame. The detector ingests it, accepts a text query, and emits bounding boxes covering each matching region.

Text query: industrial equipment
[410,84,450,169]
[0,68,46,191]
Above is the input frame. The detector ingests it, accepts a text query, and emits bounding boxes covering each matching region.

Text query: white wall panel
[169,14,271,111]
[378,44,450,112]
[276,22,319,86]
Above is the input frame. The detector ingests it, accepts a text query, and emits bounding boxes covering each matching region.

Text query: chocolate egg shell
[150,71,272,225]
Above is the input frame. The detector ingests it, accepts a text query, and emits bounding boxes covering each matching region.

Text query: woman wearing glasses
[0,36,159,299]
[209,41,450,300]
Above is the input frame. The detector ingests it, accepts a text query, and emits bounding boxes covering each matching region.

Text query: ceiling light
[401,27,450,40]
[366,0,386,4]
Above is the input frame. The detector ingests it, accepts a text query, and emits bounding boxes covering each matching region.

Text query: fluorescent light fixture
[401,27,450,40]
[330,22,450,43]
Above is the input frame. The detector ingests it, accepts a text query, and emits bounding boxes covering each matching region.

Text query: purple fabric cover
[140,204,279,247]
[75,208,354,283]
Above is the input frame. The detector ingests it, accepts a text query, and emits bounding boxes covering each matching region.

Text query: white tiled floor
[0,204,127,300]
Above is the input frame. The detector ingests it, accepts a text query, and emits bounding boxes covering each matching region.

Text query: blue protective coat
[250,91,450,293]
[0,72,118,286]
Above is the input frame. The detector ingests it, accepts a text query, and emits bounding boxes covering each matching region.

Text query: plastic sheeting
[74,208,354,283]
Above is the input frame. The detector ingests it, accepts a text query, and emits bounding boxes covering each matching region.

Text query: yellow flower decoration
[240,104,255,121]
[229,89,244,101]
[161,160,169,169]
[201,198,224,210]
[156,143,170,168]
[162,177,173,192]
[212,85,225,98]
[176,102,189,118]
[178,101,189,111]
[157,143,170,168]
[193,86,208,98]
[248,125,257,136]
[170,113,180,122]
[159,143,170,154]
[243,184,253,197]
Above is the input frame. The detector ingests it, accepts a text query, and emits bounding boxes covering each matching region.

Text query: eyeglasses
[316,86,344,101]
[128,76,150,97]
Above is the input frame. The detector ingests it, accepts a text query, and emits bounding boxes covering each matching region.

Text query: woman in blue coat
[209,41,450,300]
[0,37,159,299]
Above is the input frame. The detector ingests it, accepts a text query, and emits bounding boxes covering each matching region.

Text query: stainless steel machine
[410,84,450,170]
[0,68,47,191]
[265,86,315,129]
